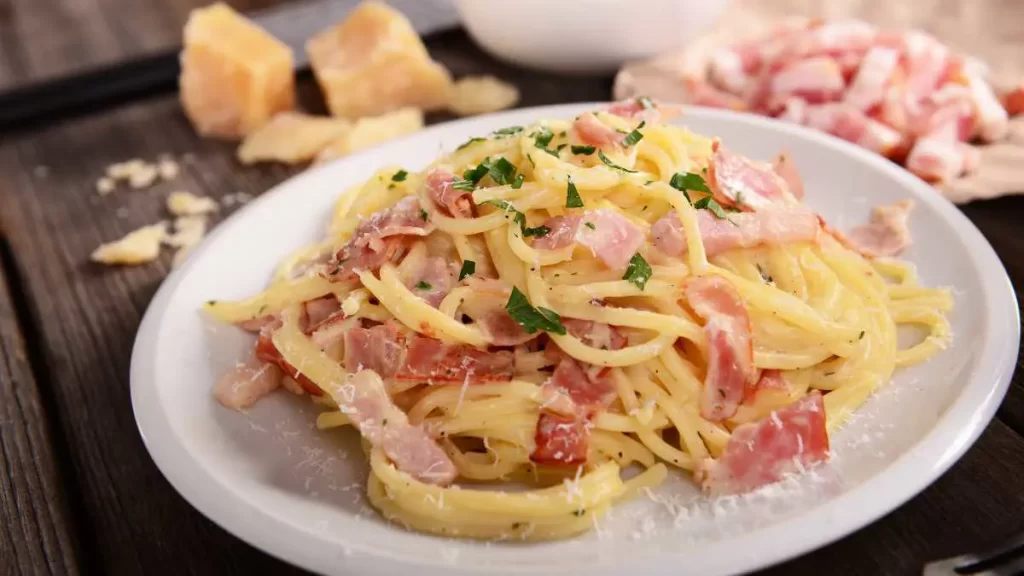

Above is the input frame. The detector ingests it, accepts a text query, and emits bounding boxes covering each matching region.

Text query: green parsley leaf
[457,137,486,150]
[565,177,584,208]
[693,196,729,219]
[459,260,476,281]
[451,179,475,191]
[481,199,549,238]
[533,127,554,148]
[669,172,711,194]
[391,170,408,182]
[493,126,524,136]
[636,96,655,110]
[571,145,596,155]
[419,208,429,221]
[584,222,596,230]
[505,287,566,335]
[414,281,432,290]
[734,191,746,207]
[597,150,636,173]
[488,157,517,185]
[622,253,652,291]
[511,174,525,189]
[621,121,646,147]
[526,154,536,168]
[463,161,490,184]
[523,225,550,238]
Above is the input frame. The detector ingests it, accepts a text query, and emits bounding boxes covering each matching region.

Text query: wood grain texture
[0,26,1019,576]
[0,0,291,92]
[0,254,81,576]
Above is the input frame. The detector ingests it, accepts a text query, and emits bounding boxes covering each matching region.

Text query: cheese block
[237,112,350,165]
[306,1,452,119]
[316,108,424,163]
[180,3,295,139]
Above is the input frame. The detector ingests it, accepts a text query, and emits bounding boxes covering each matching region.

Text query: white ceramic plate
[131,104,1019,576]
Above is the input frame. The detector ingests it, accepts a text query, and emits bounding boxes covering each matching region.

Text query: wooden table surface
[1,1,1023,575]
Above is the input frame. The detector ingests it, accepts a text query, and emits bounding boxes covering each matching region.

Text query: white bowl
[132,104,1018,576]
[454,0,731,74]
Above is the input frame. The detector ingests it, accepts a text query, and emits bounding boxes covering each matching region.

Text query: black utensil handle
[0,50,181,132]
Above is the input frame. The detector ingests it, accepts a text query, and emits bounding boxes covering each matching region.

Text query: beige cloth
[613,0,1024,204]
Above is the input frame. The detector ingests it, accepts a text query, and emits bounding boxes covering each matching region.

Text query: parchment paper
[613,0,1024,203]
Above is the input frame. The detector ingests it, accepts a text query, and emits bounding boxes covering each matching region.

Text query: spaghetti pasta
[206,100,952,541]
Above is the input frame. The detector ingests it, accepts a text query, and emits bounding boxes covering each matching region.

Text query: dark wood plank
[0,26,1018,576]
[0,247,81,576]
[0,0,293,93]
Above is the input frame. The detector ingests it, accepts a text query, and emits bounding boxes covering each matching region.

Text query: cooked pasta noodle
[206,102,952,541]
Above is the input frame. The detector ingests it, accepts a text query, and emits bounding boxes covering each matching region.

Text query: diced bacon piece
[342,370,457,485]
[237,315,275,333]
[532,413,588,466]
[963,68,1010,142]
[304,296,340,329]
[477,311,535,346]
[709,143,797,210]
[906,120,965,183]
[777,98,808,123]
[547,356,617,411]
[343,324,514,383]
[329,196,433,279]
[803,103,902,156]
[534,209,645,270]
[844,47,900,111]
[571,112,621,147]
[898,31,951,101]
[652,207,819,259]
[768,56,845,108]
[744,369,788,403]
[1002,82,1024,115]
[398,336,514,383]
[683,276,755,421]
[605,98,681,124]
[426,168,473,218]
[683,77,748,111]
[773,152,805,200]
[698,391,829,495]
[255,329,323,395]
[214,359,282,410]
[709,49,752,94]
[406,256,457,308]
[563,318,627,352]
[844,200,914,258]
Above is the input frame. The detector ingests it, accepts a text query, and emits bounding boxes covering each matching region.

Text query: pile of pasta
[206,99,953,541]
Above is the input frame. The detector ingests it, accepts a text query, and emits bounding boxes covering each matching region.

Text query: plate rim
[130,103,1020,576]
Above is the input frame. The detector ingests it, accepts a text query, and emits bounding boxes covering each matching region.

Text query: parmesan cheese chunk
[180,3,295,139]
[167,191,219,216]
[316,107,423,163]
[306,1,451,119]
[237,112,350,165]
[449,76,520,116]
[166,216,209,268]
[91,222,168,265]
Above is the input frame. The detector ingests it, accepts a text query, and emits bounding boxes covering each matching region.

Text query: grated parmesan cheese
[238,112,351,165]
[90,222,168,265]
[157,158,180,180]
[167,190,219,216]
[96,177,116,195]
[164,215,208,268]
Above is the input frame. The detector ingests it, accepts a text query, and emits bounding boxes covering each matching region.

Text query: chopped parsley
[458,260,476,281]
[419,208,429,221]
[572,509,586,517]
[526,154,536,168]
[493,126,524,136]
[460,156,520,188]
[735,191,746,207]
[523,225,550,238]
[391,170,408,182]
[206,300,217,306]
[481,199,549,238]
[505,287,566,335]
[456,137,486,150]
[511,174,525,189]
[532,127,554,148]
[571,145,596,155]
[584,222,596,230]
[556,143,567,152]
[693,196,729,219]
[414,281,432,290]
[565,177,584,208]
[451,179,476,191]
[463,162,490,184]
[597,150,636,173]
[669,172,711,195]
[487,157,517,185]
[859,330,866,340]
[621,121,646,147]
[636,96,655,110]
[622,253,652,290]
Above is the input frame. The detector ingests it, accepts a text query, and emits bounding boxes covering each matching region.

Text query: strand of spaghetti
[205,274,346,323]
[485,227,528,292]
[593,411,671,432]
[271,240,333,283]
[591,430,657,468]
[616,463,669,502]
[625,364,708,461]
[546,300,704,344]
[766,245,809,301]
[357,265,489,347]
[506,224,575,266]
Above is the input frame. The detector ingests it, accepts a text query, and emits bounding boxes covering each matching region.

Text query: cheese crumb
[316,107,423,163]
[158,158,180,180]
[306,1,451,119]
[96,177,116,195]
[448,76,520,116]
[165,215,208,268]
[128,164,159,189]
[91,222,168,265]
[167,190,219,216]
[106,159,147,180]
[238,112,350,165]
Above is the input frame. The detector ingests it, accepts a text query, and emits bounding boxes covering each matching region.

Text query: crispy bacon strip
[534,209,645,270]
[426,168,474,218]
[328,196,433,280]
[651,207,820,258]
